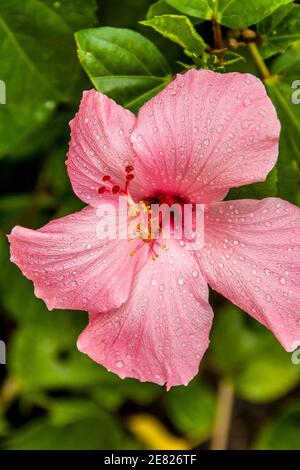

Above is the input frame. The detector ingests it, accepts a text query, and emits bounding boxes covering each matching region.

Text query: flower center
[97,167,187,260]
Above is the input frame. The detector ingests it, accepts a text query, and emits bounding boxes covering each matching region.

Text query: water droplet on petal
[243,98,252,107]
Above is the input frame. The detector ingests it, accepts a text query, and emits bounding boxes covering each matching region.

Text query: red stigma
[112,185,120,194]
[98,165,134,197]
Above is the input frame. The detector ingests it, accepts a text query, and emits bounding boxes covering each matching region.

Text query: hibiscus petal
[67,89,142,206]
[131,69,280,204]
[9,205,147,312]
[197,198,300,351]
[78,240,213,388]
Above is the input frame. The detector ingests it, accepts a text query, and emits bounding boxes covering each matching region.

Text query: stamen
[96,165,166,261]
[97,165,135,196]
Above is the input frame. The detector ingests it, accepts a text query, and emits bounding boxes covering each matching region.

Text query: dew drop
[258,109,266,117]
[279,277,287,285]
[243,98,252,107]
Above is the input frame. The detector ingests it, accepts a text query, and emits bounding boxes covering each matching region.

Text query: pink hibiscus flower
[9,70,300,389]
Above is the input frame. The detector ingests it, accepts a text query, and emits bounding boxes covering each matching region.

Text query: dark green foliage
[0,0,300,451]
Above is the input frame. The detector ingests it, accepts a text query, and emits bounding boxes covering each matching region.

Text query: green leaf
[0,194,54,234]
[265,76,300,205]
[147,0,201,24]
[215,0,294,29]
[7,308,113,392]
[165,379,216,442]
[42,0,97,31]
[227,167,278,200]
[235,356,299,403]
[5,416,123,450]
[224,46,261,76]
[271,39,300,84]
[0,0,88,157]
[0,234,51,323]
[147,0,183,18]
[140,15,206,57]
[91,380,161,411]
[165,0,294,28]
[9,109,72,161]
[257,4,300,59]
[41,147,73,198]
[48,399,104,427]
[98,0,152,29]
[165,0,213,20]
[0,410,9,437]
[75,27,171,113]
[222,50,246,67]
[209,304,261,376]
[255,403,300,449]
[210,304,300,403]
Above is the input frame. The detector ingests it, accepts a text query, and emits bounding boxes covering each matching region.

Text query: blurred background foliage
[0,0,300,450]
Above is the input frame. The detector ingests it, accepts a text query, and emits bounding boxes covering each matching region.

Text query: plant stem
[212,20,223,51]
[0,377,20,411]
[248,42,271,79]
[210,380,234,450]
